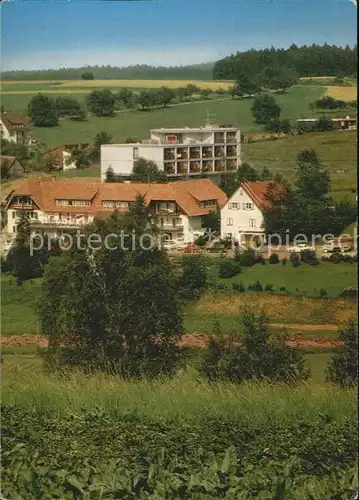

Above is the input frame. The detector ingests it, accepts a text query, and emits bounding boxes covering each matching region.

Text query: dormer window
[198,199,216,209]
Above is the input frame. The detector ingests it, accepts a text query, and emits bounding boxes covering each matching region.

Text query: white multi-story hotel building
[101,124,241,181]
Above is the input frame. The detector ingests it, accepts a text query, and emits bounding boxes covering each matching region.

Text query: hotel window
[102,201,115,208]
[56,200,69,206]
[226,218,233,226]
[71,200,91,207]
[133,147,139,160]
[116,201,129,209]
[249,219,256,228]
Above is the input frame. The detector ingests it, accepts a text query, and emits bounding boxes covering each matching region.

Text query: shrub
[309,258,319,266]
[264,283,274,292]
[327,318,358,387]
[252,280,263,292]
[300,249,317,263]
[269,253,279,264]
[282,257,287,265]
[289,251,299,262]
[235,249,257,267]
[329,252,343,264]
[279,286,286,291]
[219,260,241,279]
[195,236,207,247]
[201,310,310,383]
[319,288,327,297]
[292,260,301,268]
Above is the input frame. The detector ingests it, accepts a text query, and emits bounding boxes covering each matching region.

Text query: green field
[1,85,324,146]
[1,259,356,336]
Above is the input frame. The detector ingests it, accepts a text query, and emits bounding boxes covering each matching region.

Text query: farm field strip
[1,78,234,90]
[324,85,357,101]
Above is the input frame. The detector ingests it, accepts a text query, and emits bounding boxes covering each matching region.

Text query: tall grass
[1,356,356,425]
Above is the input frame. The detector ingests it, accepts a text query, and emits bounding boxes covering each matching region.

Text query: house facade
[221,181,279,246]
[4,178,227,243]
[0,113,32,146]
[43,143,90,171]
[101,123,241,180]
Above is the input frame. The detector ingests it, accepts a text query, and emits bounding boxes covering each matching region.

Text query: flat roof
[150,126,238,133]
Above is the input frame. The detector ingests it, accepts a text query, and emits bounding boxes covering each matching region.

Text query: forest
[213,44,358,80]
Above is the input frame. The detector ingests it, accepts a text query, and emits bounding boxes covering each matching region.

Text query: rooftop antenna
[205,110,215,127]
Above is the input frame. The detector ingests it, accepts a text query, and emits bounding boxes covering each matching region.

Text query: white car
[323,244,352,254]
[288,243,315,254]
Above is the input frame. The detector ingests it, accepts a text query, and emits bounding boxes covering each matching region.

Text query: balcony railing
[22,217,89,227]
[159,222,183,229]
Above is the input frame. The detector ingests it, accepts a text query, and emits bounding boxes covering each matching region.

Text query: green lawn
[211,260,356,297]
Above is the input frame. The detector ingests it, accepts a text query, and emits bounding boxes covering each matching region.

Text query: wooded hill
[213,44,357,80]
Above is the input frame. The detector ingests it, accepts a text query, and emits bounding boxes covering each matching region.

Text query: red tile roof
[1,113,31,131]
[6,178,227,217]
[233,181,286,210]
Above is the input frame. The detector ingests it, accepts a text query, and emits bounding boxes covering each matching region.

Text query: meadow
[1,259,356,336]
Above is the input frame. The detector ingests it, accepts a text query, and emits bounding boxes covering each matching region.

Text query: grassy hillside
[244,130,357,190]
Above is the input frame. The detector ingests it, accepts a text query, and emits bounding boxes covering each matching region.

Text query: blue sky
[1,0,357,71]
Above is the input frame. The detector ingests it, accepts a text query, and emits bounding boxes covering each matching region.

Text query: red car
[183,243,201,254]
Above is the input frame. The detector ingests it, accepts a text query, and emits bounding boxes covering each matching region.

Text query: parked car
[288,243,315,254]
[323,242,352,253]
[183,243,201,254]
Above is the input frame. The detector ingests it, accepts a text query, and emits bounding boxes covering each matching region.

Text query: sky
[0,0,357,71]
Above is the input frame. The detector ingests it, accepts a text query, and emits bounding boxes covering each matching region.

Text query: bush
[300,249,317,263]
[219,260,241,279]
[252,280,263,292]
[269,253,279,264]
[282,257,287,265]
[232,282,245,292]
[319,288,327,297]
[264,283,274,292]
[235,249,257,267]
[201,310,310,383]
[327,318,358,387]
[279,286,286,291]
[329,252,343,264]
[292,260,301,268]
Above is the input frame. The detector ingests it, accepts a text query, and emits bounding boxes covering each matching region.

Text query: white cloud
[2,46,229,71]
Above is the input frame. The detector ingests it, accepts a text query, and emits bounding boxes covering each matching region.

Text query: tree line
[25,85,218,127]
[2,63,214,81]
[213,44,357,80]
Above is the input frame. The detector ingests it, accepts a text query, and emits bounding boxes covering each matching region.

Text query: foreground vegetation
[1,358,358,498]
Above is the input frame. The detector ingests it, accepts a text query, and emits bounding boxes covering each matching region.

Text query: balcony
[164,149,176,161]
[226,132,237,144]
[226,159,237,170]
[202,147,213,159]
[226,146,237,157]
[25,217,89,227]
[214,132,225,143]
[214,146,225,157]
[202,161,213,173]
[177,161,189,174]
[164,162,175,175]
[189,147,201,159]
[176,148,188,160]
[189,161,201,174]
[159,222,183,230]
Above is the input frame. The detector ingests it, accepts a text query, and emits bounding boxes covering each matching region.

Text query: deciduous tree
[28,94,58,127]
